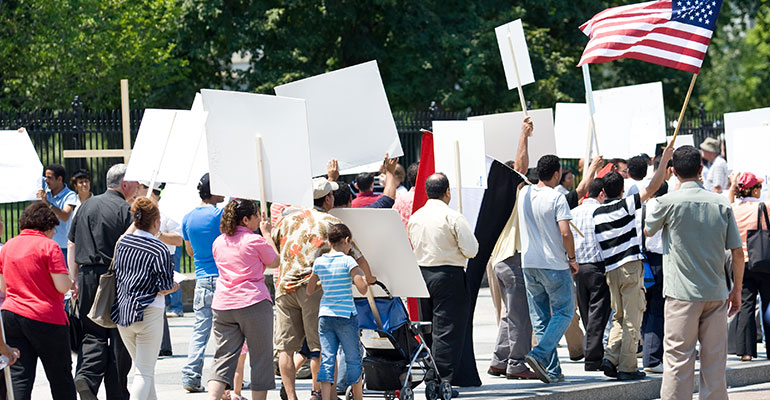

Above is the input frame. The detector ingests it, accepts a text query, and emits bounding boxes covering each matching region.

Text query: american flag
[578,0,723,73]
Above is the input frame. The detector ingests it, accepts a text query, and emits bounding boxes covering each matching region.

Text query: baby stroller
[354,282,452,400]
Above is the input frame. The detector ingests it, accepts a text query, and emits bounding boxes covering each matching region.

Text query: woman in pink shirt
[729,172,770,361]
[207,199,279,400]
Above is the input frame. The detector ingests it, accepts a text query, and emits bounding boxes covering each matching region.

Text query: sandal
[310,390,322,400]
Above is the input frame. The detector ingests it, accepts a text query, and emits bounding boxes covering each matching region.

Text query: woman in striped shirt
[208,199,279,400]
[111,197,178,399]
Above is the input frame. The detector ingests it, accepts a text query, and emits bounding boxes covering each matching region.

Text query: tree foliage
[1,0,768,115]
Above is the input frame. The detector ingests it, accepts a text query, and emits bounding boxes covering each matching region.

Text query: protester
[181,173,226,393]
[556,167,574,196]
[623,155,649,197]
[307,223,368,400]
[394,164,408,195]
[728,172,770,362]
[644,145,744,400]
[207,199,279,400]
[111,197,178,399]
[609,158,629,179]
[700,137,728,193]
[37,163,78,259]
[331,155,399,210]
[592,147,672,382]
[394,162,419,228]
[571,179,610,372]
[272,177,375,400]
[565,157,605,209]
[351,172,378,208]
[408,172,478,395]
[0,202,75,399]
[69,169,93,223]
[517,154,577,384]
[67,163,137,400]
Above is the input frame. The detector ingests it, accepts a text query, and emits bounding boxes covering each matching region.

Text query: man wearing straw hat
[700,137,728,194]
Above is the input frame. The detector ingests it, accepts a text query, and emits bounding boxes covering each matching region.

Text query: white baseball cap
[313,177,339,200]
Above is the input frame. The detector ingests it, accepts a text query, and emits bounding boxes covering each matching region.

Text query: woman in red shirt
[0,202,75,399]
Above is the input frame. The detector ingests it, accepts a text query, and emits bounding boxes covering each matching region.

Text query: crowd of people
[0,115,765,400]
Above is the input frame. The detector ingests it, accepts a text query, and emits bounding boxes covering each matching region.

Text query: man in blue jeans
[517,154,578,384]
[180,173,225,392]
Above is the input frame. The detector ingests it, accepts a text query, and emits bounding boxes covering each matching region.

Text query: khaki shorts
[274,287,323,353]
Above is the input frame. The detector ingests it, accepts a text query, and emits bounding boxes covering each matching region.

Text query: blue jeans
[165,248,184,315]
[181,276,217,386]
[318,316,361,387]
[523,268,575,379]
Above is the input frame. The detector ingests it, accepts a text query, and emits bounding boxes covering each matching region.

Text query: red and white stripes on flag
[577,0,723,73]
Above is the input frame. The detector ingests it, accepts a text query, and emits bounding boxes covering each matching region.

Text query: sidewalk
[30,288,770,399]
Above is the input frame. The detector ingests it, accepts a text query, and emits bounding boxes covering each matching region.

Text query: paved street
[28,288,770,399]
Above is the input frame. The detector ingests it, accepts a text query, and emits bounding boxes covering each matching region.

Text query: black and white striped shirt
[593,193,644,272]
[111,231,174,327]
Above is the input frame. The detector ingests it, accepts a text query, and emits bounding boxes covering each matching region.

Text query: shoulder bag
[87,239,121,329]
[747,203,770,274]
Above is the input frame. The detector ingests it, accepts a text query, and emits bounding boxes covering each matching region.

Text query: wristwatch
[155,231,162,238]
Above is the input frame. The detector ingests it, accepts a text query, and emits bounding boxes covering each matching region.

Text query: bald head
[426,173,449,200]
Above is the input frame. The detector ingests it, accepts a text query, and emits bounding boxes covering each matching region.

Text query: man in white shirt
[700,137,728,193]
[517,155,578,384]
[408,173,478,395]
[623,156,648,197]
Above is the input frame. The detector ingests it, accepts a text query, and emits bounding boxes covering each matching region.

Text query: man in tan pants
[645,145,744,400]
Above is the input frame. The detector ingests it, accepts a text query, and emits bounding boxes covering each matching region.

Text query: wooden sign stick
[255,135,269,217]
[454,140,463,214]
[668,73,699,148]
[145,112,178,198]
[506,32,530,123]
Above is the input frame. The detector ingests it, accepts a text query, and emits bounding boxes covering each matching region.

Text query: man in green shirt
[644,145,744,400]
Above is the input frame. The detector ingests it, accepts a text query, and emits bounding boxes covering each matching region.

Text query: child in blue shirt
[307,223,368,400]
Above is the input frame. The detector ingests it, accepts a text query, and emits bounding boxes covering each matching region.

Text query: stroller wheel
[439,380,452,400]
[424,380,439,400]
[400,387,414,400]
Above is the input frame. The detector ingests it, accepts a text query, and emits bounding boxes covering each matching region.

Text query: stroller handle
[372,280,393,298]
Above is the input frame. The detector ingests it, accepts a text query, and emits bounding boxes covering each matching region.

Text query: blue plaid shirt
[571,198,604,264]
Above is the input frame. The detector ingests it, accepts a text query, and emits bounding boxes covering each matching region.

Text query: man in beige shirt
[408,173,478,395]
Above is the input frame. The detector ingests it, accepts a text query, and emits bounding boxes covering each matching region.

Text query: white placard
[329,208,429,298]
[728,126,770,178]
[724,108,770,163]
[554,103,590,159]
[432,120,487,189]
[274,60,403,176]
[665,134,694,148]
[158,94,211,225]
[592,82,666,158]
[469,108,556,168]
[201,89,314,207]
[495,19,535,89]
[0,129,43,203]
[125,109,208,184]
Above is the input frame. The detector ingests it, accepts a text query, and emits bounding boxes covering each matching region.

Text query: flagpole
[668,73,698,148]
[506,33,530,123]
[582,64,600,169]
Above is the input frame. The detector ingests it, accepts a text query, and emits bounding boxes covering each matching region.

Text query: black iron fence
[0,98,724,272]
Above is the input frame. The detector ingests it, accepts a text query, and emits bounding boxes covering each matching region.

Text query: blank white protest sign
[592,82,666,159]
[469,108,556,168]
[554,103,590,159]
[724,108,770,164]
[330,208,429,298]
[495,19,535,89]
[0,129,43,203]
[666,134,694,148]
[201,89,314,207]
[432,120,487,189]
[274,60,403,176]
[124,109,208,184]
[728,126,770,178]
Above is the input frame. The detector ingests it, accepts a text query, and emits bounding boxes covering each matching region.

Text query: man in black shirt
[68,163,138,400]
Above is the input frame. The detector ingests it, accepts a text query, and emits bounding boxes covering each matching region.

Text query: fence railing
[0,98,725,272]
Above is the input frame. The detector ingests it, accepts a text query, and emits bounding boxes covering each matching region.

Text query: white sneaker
[644,364,663,374]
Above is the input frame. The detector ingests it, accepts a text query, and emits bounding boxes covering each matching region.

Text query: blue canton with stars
[671,0,723,31]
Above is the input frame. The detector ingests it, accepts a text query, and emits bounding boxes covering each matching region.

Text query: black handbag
[747,203,770,274]
[67,297,83,352]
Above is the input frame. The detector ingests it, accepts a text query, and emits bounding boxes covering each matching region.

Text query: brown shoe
[740,355,753,362]
[507,369,539,380]
[487,366,506,377]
